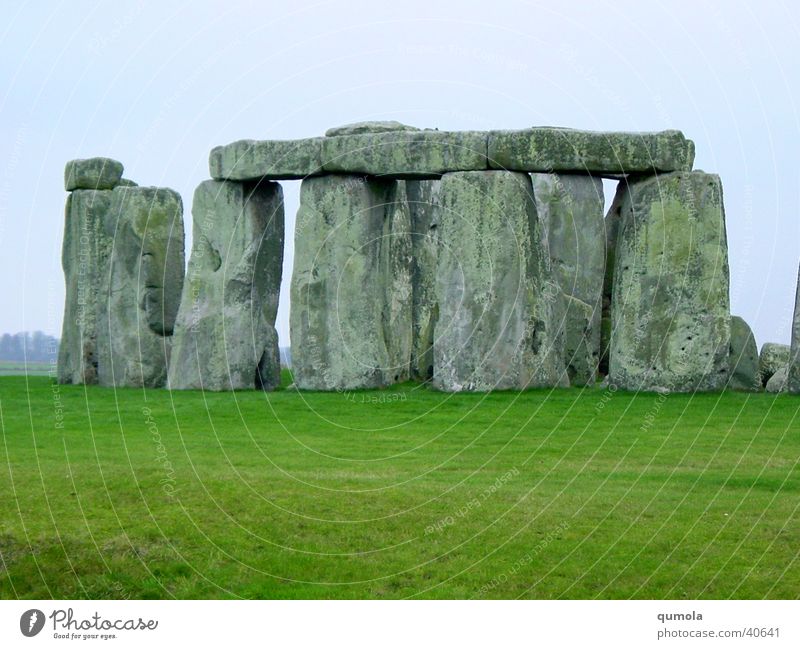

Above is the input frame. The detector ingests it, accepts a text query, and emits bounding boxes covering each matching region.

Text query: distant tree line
[0,331,59,362]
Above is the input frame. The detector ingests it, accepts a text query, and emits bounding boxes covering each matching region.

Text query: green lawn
[0,374,798,599]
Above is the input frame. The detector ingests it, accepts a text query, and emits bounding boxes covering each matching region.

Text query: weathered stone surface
[290,175,412,390]
[325,121,419,137]
[57,190,114,384]
[64,157,124,191]
[406,179,441,380]
[118,178,138,187]
[765,366,788,393]
[563,295,598,386]
[433,170,565,391]
[789,265,800,394]
[97,186,185,388]
[168,180,284,391]
[609,171,730,392]
[322,130,487,178]
[600,181,627,375]
[727,315,760,391]
[209,138,324,181]
[532,172,605,375]
[488,128,695,176]
[759,342,790,386]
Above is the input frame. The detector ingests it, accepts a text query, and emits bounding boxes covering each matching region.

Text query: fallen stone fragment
[765,366,788,393]
[759,342,790,386]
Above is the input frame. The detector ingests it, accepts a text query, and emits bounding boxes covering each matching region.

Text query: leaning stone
[563,295,598,386]
[433,170,565,391]
[532,173,605,367]
[168,180,284,391]
[57,190,114,384]
[727,315,761,391]
[64,157,124,191]
[325,121,419,137]
[789,264,800,394]
[759,342,790,386]
[406,179,441,380]
[209,138,324,181]
[322,130,487,178]
[117,178,138,187]
[290,175,412,390]
[765,366,788,393]
[97,186,185,388]
[609,171,730,392]
[488,128,695,176]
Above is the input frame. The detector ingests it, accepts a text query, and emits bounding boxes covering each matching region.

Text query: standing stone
[433,170,565,391]
[168,180,284,391]
[406,179,441,380]
[290,175,412,390]
[57,190,114,384]
[97,186,185,388]
[758,343,790,386]
[609,171,730,392]
[532,173,605,379]
[563,295,598,386]
[600,180,627,375]
[727,315,761,391]
[789,265,800,394]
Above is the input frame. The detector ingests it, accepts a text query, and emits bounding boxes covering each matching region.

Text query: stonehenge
[57,123,799,395]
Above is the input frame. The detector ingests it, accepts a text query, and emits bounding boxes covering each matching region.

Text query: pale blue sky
[1,0,798,348]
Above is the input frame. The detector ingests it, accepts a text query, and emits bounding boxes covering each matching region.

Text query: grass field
[0,373,798,599]
[0,360,53,376]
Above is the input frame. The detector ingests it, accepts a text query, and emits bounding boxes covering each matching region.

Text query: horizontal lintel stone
[487,128,695,175]
[321,130,488,178]
[208,127,697,181]
[209,137,325,181]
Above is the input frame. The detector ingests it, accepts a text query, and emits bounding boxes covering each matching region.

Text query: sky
[1,0,798,349]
